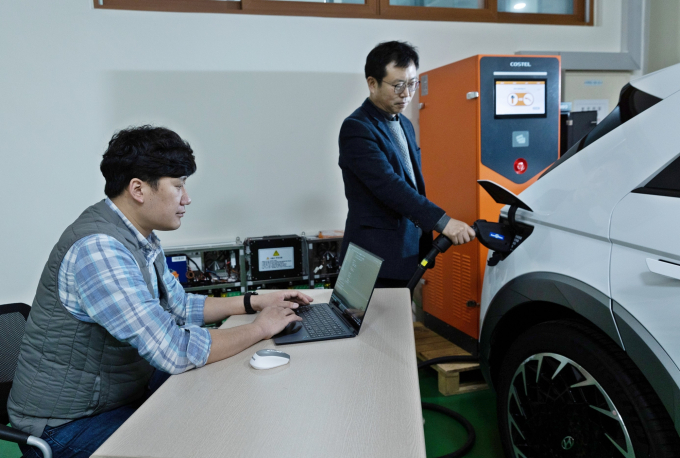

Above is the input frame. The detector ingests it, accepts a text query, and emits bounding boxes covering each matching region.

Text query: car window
[540,84,662,179]
[632,154,680,198]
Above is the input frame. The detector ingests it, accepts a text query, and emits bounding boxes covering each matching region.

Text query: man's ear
[128,178,145,204]
[367,77,378,96]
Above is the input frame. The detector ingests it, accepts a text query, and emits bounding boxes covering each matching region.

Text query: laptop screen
[332,243,383,328]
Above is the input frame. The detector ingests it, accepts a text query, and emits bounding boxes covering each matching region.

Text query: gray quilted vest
[7,200,169,437]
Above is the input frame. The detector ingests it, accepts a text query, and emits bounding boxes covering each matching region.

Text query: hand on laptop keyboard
[297,306,344,337]
[254,305,303,339]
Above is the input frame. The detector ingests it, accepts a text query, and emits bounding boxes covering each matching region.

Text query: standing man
[339,41,475,287]
[8,125,312,458]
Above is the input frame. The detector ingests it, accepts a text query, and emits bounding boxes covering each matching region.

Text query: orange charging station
[419,55,561,354]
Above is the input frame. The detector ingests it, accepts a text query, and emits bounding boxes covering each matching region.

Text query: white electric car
[479,64,680,457]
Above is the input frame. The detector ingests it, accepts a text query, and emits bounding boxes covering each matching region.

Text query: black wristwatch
[244,292,258,314]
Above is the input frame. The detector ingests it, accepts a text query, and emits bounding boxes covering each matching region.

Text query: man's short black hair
[100,125,197,198]
[365,41,419,84]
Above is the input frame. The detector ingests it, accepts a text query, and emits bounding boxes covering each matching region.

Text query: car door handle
[646,258,680,280]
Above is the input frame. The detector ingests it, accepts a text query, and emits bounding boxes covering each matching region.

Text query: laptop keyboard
[296,305,347,338]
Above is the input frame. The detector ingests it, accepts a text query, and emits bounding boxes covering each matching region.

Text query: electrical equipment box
[164,240,246,295]
[165,254,188,284]
[305,236,342,289]
[560,110,598,156]
[165,234,343,294]
[419,55,560,353]
[245,235,305,284]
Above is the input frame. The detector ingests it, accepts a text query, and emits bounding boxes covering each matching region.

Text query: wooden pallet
[414,322,488,396]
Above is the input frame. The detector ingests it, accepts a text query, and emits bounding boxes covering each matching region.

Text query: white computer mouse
[250,349,290,370]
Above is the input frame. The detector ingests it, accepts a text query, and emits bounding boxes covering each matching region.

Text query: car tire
[496,320,680,458]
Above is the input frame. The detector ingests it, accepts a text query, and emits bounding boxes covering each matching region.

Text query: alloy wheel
[507,352,634,457]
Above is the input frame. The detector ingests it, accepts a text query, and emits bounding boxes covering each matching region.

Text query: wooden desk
[92,289,426,458]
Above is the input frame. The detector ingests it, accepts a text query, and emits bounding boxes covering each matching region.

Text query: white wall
[0,0,624,304]
[563,71,632,122]
[647,0,680,73]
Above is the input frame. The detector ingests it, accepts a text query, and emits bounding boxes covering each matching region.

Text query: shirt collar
[105,198,162,262]
[368,98,399,121]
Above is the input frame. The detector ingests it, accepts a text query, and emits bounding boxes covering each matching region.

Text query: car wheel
[497,320,680,458]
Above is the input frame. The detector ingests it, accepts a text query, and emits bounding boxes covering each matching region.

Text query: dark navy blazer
[338,99,445,280]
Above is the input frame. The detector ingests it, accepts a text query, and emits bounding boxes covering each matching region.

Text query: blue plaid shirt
[57,198,211,374]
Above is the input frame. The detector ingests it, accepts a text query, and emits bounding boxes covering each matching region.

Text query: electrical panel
[244,235,305,283]
[164,240,246,296]
[166,233,344,295]
[306,236,342,289]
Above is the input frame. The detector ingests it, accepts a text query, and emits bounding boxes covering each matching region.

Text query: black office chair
[0,303,52,458]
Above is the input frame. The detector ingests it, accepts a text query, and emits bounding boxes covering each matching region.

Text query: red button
[514,158,527,174]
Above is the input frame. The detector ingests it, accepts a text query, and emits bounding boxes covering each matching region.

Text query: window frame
[497,0,591,26]
[378,0,495,23]
[93,0,594,26]
[242,0,378,19]
[633,154,680,199]
[94,0,242,14]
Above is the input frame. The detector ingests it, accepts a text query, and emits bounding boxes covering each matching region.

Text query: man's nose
[181,188,191,205]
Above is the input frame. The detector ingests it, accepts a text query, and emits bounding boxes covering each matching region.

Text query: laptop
[273,243,383,345]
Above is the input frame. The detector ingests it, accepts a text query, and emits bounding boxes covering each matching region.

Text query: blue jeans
[20,370,170,458]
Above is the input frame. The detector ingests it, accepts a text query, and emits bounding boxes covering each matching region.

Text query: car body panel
[479,66,680,434]
[610,192,680,396]
[613,302,680,434]
[630,62,680,100]
[480,220,613,317]
[482,88,680,324]
[479,272,621,382]
[508,87,680,242]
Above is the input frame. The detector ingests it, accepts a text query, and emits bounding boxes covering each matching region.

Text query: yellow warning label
[273,251,280,256]
[421,260,428,267]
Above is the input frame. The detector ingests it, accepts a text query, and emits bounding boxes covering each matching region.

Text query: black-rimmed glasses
[384,80,420,94]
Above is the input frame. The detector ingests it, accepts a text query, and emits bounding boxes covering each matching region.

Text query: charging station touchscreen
[495,80,546,117]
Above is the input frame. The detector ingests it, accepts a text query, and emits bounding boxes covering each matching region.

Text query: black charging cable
[409,233,480,458]
[406,234,455,292]
[418,356,478,458]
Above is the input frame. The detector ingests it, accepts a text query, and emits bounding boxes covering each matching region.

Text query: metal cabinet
[164,241,247,296]
[165,234,343,295]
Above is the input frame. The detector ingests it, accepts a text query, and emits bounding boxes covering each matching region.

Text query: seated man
[8,125,312,458]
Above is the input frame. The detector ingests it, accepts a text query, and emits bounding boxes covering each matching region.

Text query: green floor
[1,370,503,458]
[0,426,21,458]
[420,368,504,458]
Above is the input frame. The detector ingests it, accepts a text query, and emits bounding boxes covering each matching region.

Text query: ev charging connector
[407,180,534,295]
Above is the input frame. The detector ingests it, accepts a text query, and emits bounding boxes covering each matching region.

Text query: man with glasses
[338,41,475,288]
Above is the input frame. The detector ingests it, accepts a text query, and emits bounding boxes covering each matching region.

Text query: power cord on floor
[410,234,484,457]
[418,355,478,458]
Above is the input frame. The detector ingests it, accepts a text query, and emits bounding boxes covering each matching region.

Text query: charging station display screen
[495,80,546,117]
